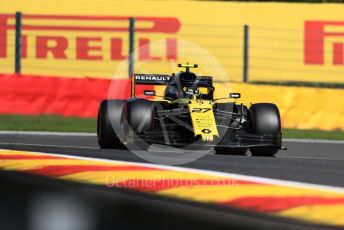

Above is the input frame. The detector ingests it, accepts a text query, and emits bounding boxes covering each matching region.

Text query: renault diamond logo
[201,129,211,134]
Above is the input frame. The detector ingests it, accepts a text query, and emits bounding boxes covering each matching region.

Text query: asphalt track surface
[0,132,343,187]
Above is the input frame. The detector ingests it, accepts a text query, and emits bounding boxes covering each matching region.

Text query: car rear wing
[132,74,171,97]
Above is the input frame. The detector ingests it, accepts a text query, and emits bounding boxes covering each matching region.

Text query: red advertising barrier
[0,74,151,117]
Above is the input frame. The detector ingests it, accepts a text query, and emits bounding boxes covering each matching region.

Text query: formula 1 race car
[97,64,283,156]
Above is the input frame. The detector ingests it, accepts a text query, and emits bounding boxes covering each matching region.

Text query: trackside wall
[0,74,342,131]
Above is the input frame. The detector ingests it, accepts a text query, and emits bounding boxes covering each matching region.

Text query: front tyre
[250,146,279,156]
[249,103,281,156]
[215,147,248,155]
[97,100,125,149]
[126,98,155,133]
[125,98,156,151]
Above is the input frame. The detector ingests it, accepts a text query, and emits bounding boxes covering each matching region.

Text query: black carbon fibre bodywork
[132,101,282,150]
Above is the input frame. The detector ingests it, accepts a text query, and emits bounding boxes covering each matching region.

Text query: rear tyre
[97,100,125,149]
[248,103,281,156]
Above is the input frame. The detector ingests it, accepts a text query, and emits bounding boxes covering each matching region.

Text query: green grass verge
[0,114,343,140]
[283,128,344,140]
[0,115,96,132]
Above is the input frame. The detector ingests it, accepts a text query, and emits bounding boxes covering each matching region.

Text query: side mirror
[229,93,241,99]
[144,90,156,96]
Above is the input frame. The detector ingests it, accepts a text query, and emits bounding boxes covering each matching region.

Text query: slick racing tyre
[126,98,155,133]
[215,147,248,155]
[97,100,126,149]
[249,146,279,157]
[125,98,156,150]
[249,103,281,156]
